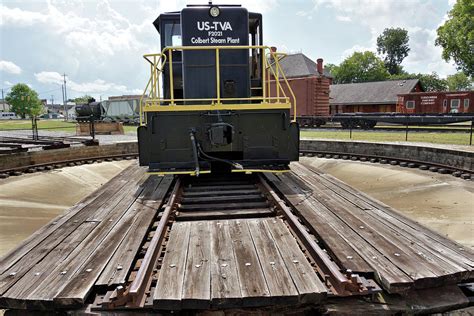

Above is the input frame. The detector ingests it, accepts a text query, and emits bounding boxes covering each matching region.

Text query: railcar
[137,4,299,175]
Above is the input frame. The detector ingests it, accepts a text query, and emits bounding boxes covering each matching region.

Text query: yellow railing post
[275,53,280,101]
[262,48,266,102]
[216,48,220,105]
[168,49,174,105]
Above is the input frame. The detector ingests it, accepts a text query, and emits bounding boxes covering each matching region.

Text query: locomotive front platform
[0,163,472,314]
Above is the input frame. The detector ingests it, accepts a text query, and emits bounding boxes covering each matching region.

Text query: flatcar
[137,3,299,175]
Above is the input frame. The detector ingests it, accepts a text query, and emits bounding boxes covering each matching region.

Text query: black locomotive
[75,98,104,122]
[138,4,299,175]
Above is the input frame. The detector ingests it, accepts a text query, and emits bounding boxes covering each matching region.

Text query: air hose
[197,143,243,170]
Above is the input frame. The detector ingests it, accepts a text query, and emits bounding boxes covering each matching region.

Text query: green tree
[331,51,389,84]
[73,95,94,104]
[390,72,448,91]
[446,72,473,91]
[324,63,337,76]
[5,83,44,118]
[436,0,474,76]
[376,27,410,75]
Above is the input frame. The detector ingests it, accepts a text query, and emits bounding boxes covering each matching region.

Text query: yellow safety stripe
[147,169,290,176]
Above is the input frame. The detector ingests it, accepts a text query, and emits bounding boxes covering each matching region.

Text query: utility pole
[62,84,65,121]
[1,88,4,101]
[63,73,68,121]
[50,95,54,118]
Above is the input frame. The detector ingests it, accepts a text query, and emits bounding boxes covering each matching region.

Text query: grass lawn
[301,130,473,146]
[0,120,139,133]
[0,119,76,131]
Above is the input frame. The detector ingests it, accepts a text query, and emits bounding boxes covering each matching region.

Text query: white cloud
[341,44,375,58]
[336,15,351,22]
[0,5,48,26]
[4,81,14,86]
[0,60,22,75]
[34,71,141,94]
[34,71,63,85]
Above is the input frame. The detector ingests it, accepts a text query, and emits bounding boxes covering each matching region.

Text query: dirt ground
[0,160,133,256]
[301,157,474,249]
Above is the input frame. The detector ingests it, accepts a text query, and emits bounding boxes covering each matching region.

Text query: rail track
[1,164,472,313]
[300,150,473,180]
[0,153,138,178]
[301,125,474,133]
[91,173,379,311]
[0,147,470,181]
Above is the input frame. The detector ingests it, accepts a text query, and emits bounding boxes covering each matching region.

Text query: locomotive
[137,4,299,175]
[75,98,104,122]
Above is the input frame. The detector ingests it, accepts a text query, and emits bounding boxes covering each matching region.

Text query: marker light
[209,6,220,17]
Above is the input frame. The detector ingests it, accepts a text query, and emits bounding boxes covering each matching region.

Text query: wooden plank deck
[0,165,174,310]
[0,161,471,312]
[264,162,474,294]
[153,218,327,310]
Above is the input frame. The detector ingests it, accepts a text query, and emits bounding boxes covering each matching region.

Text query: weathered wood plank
[0,221,98,309]
[305,163,474,271]
[95,175,172,287]
[54,176,174,307]
[179,201,268,211]
[153,222,191,310]
[184,184,256,192]
[181,221,211,309]
[264,172,371,273]
[263,218,327,304]
[181,194,264,204]
[0,165,140,274]
[182,189,260,197]
[266,173,413,293]
[228,219,270,307]
[176,208,274,221]
[20,170,147,310]
[209,221,242,309]
[292,163,470,285]
[0,166,144,298]
[54,209,137,308]
[246,219,299,305]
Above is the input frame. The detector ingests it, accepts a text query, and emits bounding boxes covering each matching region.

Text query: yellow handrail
[139,45,297,124]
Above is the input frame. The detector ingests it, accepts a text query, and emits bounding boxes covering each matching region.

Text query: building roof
[329,79,420,105]
[277,53,332,79]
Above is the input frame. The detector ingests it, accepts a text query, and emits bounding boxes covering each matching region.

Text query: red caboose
[397,91,473,114]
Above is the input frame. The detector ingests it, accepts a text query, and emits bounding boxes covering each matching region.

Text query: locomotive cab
[138,4,299,175]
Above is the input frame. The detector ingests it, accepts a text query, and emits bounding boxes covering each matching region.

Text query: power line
[37,87,63,96]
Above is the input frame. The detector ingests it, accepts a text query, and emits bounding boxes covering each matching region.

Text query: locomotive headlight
[209,6,220,17]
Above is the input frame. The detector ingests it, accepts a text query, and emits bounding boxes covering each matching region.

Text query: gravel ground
[0,130,138,144]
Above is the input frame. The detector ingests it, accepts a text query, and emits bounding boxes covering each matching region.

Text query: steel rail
[128,178,181,307]
[259,174,357,296]
[300,150,473,176]
[0,153,138,175]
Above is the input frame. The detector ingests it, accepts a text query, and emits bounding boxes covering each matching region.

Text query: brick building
[270,53,332,126]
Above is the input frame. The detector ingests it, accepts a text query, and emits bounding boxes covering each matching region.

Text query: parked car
[0,112,19,120]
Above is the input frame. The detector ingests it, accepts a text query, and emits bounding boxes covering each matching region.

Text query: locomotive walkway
[0,162,472,313]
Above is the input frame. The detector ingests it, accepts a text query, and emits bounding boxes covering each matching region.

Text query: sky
[0,0,458,103]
